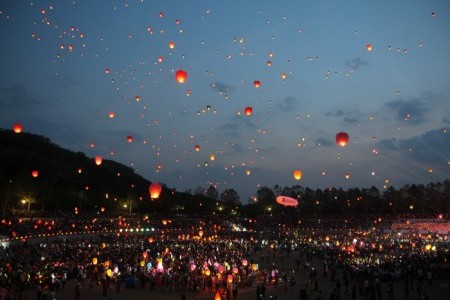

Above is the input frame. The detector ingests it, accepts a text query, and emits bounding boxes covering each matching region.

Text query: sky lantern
[244,106,253,116]
[108,112,115,118]
[336,132,349,147]
[281,72,287,80]
[169,41,175,49]
[31,170,39,178]
[293,170,302,180]
[253,80,261,88]
[13,123,23,133]
[366,44,373,52]
[175,69,188,83]
[157,56,164,63]
[135,95,141,102]
[94,156,102,165]
[276,195,299,207]
[105,68,110,74]
[345,173,351,179]
[127,135,133,143]
[210,154,215,161]
[195,145,201,151]
[149,182,162,199]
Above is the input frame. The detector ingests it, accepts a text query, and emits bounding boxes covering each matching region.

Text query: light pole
[123,203,132,214]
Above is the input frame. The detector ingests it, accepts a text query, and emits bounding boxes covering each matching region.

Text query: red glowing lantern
[293,170,302,180]
[94,156,102,165]
[175,70,188,83]
[195,145,201,152]
[13,123,23,133]
[244,106,253,116]
[253,80,261,88]
[108,112,115,118]
[31,170,39,178]
[276,196,299,207]
[135,96,140,102]
[127,135,133,143]
[366,44,373,52]
[336,132,349,147]
[149,182,162,199]
[169,41,175,49]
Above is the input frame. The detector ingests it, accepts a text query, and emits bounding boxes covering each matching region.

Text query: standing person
[74,281,81,300]
[232,281,238,299]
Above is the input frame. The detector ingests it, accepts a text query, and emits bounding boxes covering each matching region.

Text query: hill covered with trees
[1,129,449,217]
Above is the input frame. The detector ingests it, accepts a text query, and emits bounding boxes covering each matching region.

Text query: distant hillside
[0,129,223,214]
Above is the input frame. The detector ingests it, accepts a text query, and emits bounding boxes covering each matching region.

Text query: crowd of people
[0,210,449,300]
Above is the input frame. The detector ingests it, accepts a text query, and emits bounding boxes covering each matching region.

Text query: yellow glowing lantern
[293,170,302,180]
[92,257,98,265]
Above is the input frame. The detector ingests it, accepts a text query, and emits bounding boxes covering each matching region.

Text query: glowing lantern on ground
[336,132,349,147]
[205,269,211,276]
[190,264,196,271]
[13,123,23,133]
[253,80,260,88]
[227,274,233,283]
[244,106,253,116]
[149,182,162,199]
[127,135,133,143]
[218,265,225,273]
[175,70,188,83]
[31,170,39,178]
[232,267,238,274]
[251,264,258,271]
[106,269,112,277]
[215,291,221,300]
[104,260,110,267]
[143,251,147,259]
[293,170,302,180]
[195,145,201,152]
[140,260,145,267]
[198,230,204,237]
[95,156,102,165]
[366,44,373,52]
[425,244,432,251]
[242,259,248,266]
[347,245,355,252]
[92,257,98,265]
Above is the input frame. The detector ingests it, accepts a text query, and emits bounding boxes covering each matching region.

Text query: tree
[220,189,240,204]
[206,185,219,200]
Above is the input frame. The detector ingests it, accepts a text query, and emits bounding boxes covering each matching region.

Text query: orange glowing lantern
[108,112,115,118]
[195,145,201,151]
[336,132,349,147]
[94,156,102,165]
[227,274,233,283]
[92,257,98,265]
[13,123,23,133]
[242,259,248,266]
[149,182,162,199]
[210,154,216,161]
[31,170,39,178]
[215,291,221,300]
[345,173,351,179]
[244,106,253,116]
[126,135,133,143]
[366,44,373,52]
[293,170,302,180]
[168,41,175,49]
[175,70,188,83]
[205,269,211,276]
[253,80,261,88]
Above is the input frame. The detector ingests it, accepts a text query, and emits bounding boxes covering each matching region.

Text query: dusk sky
[1,1,449,202]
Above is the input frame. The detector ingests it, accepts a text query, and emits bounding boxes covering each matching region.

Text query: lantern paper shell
[253,80,261,88]
[94,156,103,165]
[276,195,298,207]
[31,170,39,178]
[13,123,23,133]
[175,70,188,83]
[293,170,302,180]
[244,106,253,116]
[149,182,162,199]
[336,132,349,147]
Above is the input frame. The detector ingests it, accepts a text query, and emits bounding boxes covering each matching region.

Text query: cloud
[325,110,348,117]
[344,57,369,70]
[210,81,233,94]
[315,138,334,147]
[275,96,297,112]
[375,138,399,151]
[397,128,450,164]
[0,84,50,112]
[343,117,358,124]
[376,129,449,164]
[383,93,434,125]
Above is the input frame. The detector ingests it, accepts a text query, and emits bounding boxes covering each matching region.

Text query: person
[256,286,261,300]
[75,281,81,300]
[181,294,186,300]
[232,281,238,299]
